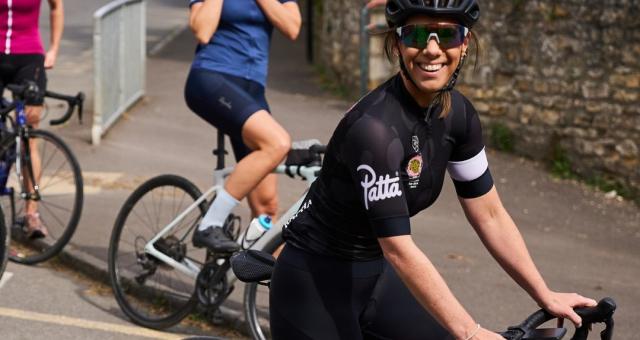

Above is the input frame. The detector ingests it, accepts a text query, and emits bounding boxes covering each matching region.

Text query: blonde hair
[382,29,480,118]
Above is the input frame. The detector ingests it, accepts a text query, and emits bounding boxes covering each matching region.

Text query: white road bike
[107,131,325,340]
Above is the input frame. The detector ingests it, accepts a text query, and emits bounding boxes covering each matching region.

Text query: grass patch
[550,145,577,180]
[586,175,639,203]
[550,145,639,204]
[490,122,515,152]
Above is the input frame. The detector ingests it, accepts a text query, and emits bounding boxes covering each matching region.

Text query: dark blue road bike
[0,82,84,265]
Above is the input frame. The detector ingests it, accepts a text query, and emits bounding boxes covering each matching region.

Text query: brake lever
[76,92,85,124]
[570,325,589,340]
[601,317,614,340]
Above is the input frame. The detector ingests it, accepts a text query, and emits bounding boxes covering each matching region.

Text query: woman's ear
[461,32,471,56]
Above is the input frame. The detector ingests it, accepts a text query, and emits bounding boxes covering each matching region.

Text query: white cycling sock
[198,188,240,231]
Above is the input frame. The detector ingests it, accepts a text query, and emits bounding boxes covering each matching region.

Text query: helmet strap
[398,51,421,92]
[438,52,466,93]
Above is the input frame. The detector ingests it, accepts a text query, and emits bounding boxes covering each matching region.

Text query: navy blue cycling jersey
[283,74,494,261]
[188,0,296,87]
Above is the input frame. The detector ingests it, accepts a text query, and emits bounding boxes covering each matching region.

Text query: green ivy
[586,175,638,203]
[490,122,515,152]
[550,145,577,179]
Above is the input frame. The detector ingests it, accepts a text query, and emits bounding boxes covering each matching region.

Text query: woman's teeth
[418,63,443,72]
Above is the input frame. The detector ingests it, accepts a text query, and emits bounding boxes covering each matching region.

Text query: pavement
[5,0,639,339]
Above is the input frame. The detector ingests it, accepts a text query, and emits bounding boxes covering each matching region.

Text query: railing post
[360,5,370,97]
[92,11,103,145]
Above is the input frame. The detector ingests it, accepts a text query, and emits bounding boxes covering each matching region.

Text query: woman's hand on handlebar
[538,291,597,327]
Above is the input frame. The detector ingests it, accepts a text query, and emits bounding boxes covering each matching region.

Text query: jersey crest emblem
[407,154,422,177]
[407,153,423,189]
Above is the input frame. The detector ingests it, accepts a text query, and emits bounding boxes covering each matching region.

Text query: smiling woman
[269,0,598,339]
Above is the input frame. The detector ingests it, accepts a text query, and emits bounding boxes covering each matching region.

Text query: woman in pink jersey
[0,0,64,238]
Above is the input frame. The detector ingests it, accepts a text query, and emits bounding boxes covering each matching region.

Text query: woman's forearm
[255,0,301,40]
[479,211,550,303]
[381,236,478,339]
[462,190,551,305]
[49,0,64,52]
[189,0,223,44]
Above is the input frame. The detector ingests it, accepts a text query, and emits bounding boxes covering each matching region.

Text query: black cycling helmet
[386,0,480,28]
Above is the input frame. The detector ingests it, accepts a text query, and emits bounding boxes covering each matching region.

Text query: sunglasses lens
[437,27,463,48]
[399,25,465,49]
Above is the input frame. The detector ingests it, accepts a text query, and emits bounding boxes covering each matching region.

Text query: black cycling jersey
[283,74,493,261]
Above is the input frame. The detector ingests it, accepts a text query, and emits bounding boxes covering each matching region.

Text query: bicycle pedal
[207,308,225,326]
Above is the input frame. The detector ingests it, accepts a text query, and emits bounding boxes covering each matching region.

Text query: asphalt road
[0,259,246,339]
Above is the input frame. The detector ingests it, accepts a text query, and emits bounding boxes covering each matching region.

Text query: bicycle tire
[0,207,8,280]
[5,129,83,264]
[108,174,208,329]
[243,234,283,340]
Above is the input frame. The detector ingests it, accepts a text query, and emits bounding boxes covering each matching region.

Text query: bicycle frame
[0,100,39,205]
[143,162,321,280]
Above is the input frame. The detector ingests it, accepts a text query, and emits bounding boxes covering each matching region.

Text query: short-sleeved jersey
[188,0,296,87]
[0,0,44,55]
[283,74,494,261]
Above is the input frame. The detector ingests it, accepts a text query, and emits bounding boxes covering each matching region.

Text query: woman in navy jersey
[185,0,301,252]
[0,0,64,238]
[270,1,596,339]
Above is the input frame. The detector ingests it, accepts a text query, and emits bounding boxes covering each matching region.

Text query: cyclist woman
[270,1,597,339]
[185,0,301,252]
[0,0,64,238]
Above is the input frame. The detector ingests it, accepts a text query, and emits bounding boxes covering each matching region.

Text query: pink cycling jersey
[0,0,44,55]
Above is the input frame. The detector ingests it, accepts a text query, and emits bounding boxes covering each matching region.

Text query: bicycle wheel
[243,234,283,340]
[4,129,83,264]
[109,174,208,329]
[0,207,8,280]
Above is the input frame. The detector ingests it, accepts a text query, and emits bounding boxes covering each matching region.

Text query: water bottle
[242,214,272,249]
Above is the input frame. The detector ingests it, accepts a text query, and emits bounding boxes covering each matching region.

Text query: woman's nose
[422,38,442,57]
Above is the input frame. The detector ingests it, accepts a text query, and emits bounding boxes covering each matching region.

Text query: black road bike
[231,250,617,340]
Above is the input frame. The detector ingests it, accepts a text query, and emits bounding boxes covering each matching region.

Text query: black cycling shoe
[192,226,240,253]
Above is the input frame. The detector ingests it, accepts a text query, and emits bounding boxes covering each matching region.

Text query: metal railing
[92,0,146,145]
[360,5,389,97]
[360,5,370,96]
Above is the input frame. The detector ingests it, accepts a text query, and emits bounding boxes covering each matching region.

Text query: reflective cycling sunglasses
[396,24,469,49]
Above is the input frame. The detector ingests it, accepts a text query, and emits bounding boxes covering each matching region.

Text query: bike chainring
[196,260,232,308]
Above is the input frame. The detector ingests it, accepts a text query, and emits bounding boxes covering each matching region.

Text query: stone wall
[311,0,362,93]
[313,0,640,198]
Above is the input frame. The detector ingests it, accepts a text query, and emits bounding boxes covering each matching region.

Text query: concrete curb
[53,242,249,338]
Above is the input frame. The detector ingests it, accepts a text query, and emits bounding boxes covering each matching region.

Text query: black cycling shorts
[184,68,271,161]
[0,53,47,105]
[270,245,453,339]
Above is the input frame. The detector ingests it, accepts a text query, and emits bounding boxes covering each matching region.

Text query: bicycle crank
[196,260,233,308]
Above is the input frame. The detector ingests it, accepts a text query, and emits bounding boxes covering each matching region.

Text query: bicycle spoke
[40,170,74,191]
[37,199,73,213]
[129,207,159,237]
[38,203,66,229]
[38,139,58,170]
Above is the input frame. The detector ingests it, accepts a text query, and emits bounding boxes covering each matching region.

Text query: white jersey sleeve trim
[447,147,489,182]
